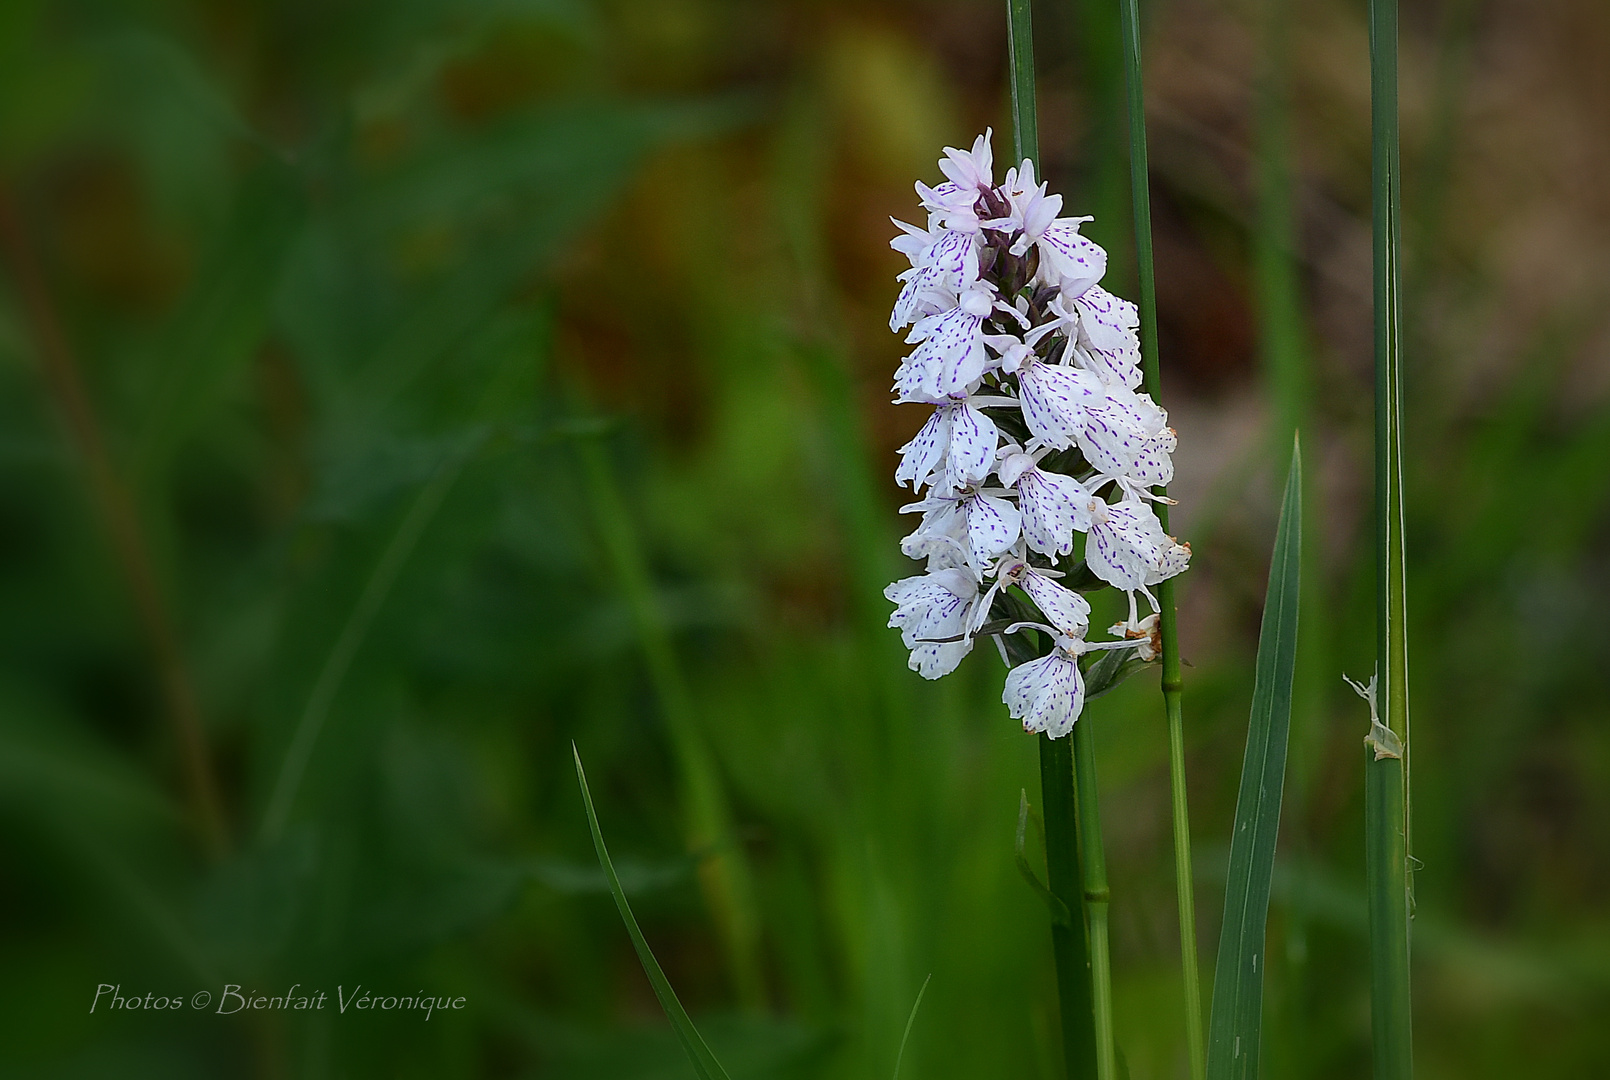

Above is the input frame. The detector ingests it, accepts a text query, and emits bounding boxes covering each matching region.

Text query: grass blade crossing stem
[1115,1,1206,1075]
[1206,439,1303,1080]
[573,747,734,1080]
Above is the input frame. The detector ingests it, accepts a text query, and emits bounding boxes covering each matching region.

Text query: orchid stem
[1009,6,1103,1078]
[1073,719,1117,1080]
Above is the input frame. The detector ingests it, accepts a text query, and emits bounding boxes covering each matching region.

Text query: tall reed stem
[1008,6,1099,1077]
[1368,0,1413,1075]
[1072,721,1117,1080]
[1114,3,1205,1077]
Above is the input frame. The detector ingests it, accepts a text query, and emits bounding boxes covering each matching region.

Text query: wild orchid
[884,130,1190,737]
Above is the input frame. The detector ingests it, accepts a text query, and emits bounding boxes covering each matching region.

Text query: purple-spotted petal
[1085,500,1169,591]
[1075,286,1138,352]
[898,308,987,401]
[963,492,1022,563]
[1018,361,1103,449]
[1076,389,1174,483]
[895,408,949,490]
[1004,649,1086,738]
[1017,468,1092,556]
[946,403,998,486]
[1020,573,1092,639]
[1037,219,1108,296]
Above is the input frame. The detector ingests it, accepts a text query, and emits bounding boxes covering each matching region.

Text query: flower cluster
[884,131,1190,738]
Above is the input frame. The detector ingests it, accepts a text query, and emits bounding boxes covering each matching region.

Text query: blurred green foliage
[0,1,1607,1078]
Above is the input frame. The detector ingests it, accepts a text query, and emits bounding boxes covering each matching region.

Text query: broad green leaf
[1206,437,1302,1080]
[573,746,733,1080]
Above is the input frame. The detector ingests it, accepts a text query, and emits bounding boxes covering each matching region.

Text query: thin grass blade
[1006,0,1038,166]
[892,973,932,1080]
[1368,0,1414,1074]
[1115,1,1206,1074]
[1017,790,1073,928]
[1205,437,1302,1080]
[573,746,734,1080]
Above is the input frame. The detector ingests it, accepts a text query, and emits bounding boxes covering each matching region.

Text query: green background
[0,0,1606,1077]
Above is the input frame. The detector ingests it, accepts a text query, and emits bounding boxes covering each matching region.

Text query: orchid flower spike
[882,130,1190,739]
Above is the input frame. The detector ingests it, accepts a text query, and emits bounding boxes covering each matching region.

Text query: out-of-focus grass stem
[1368,0,1414,1075]
[576,433,766,1013]
[0,186,228,858]
[1115,3,1205,1077]
[262,453,463,842]
[1008,5,1098,1077]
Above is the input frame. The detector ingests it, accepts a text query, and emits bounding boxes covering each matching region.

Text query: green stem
[1072,720,1116,1080]
[1041,736,1098,1079]
[1008,8,1101,1078]
[1006,0,1039,168]
[1115,3,1205,1077]
[1073,0,1130,291]
[1368,0,1413,1075]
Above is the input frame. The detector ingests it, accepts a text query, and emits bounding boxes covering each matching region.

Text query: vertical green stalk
[1007,6,1098,1077]
[1072,721,1117,1080]
[1072,0,1130,291]
[1041,735,1097,1078]
[1115,3,1205,1077]
[1367,0,1413,1076]
[1006,0,1039,166]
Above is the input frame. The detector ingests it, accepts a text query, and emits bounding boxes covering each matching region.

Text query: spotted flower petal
[885,569,981,678]
[1004,647,1086,738]
[962,491,1022,565]
[1036,219,1107,297]
[1016,466,1093,556]
[1018,572,1092,639]
[1017,360,1104,449]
